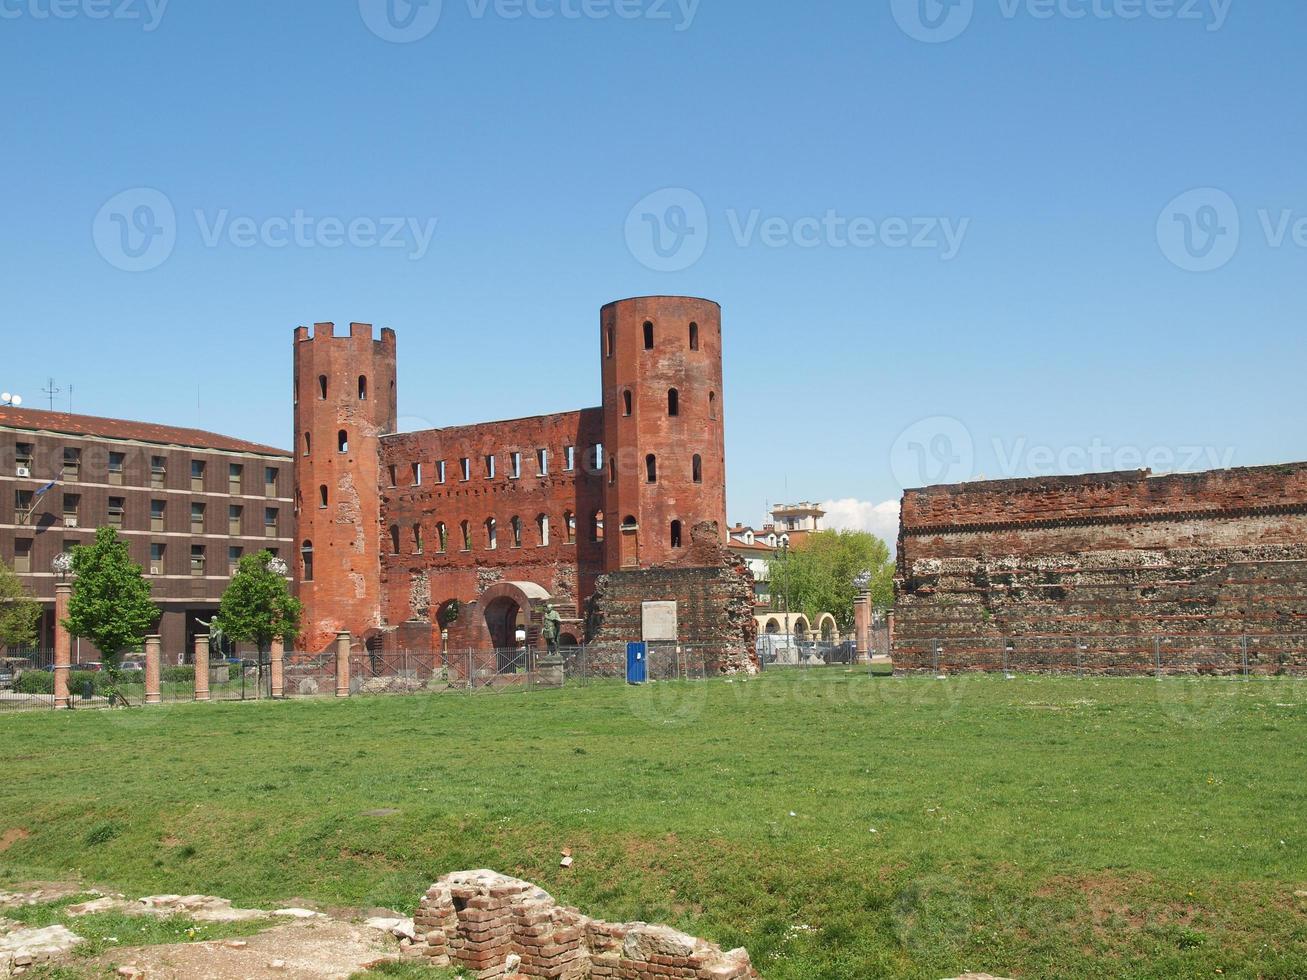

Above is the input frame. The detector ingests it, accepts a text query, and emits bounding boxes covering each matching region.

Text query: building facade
[294,296,744,655]
[0,407,294,659]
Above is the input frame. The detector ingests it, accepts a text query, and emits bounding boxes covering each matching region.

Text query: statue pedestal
[537,654,564,689]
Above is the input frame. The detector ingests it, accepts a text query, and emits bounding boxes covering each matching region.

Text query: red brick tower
[293,322,397,651]
[600,296,727,569]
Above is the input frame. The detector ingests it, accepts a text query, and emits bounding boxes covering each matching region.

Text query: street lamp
[52,552,74,581]
[1,392,22,407]
[267,556,289,577]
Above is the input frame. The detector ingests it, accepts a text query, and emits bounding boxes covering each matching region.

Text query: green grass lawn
[2,670,1305,979]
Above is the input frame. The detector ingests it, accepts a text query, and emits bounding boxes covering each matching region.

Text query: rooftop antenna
[42,378,61,412]
[0,392,22,407]
[67,384,74,414]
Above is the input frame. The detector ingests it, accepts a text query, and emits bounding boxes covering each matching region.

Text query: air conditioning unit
[15,467,31,478]
[63,516,78,528]
[150,566,162,575]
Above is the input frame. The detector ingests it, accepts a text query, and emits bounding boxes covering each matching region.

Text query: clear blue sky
[2,0,1303,538]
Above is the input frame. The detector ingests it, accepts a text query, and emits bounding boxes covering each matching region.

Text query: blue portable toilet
[626,642,647,684]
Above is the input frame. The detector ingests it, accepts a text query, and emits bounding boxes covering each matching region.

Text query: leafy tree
[216,551,302,690]
[65,527,160,706]
[767,530,894,630]
[0,557,41,651]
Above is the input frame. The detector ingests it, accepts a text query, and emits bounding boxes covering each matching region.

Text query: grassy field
[1,670,1305,979]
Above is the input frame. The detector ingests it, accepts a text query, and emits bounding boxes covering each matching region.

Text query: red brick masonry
[411,870,758,979]
[894,464,1307,672]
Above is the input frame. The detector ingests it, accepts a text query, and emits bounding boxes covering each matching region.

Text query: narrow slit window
[643,320,654,349]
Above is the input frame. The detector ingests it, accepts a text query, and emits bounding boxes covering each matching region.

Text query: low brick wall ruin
[894,464,1307,674]
[410,870,758,979]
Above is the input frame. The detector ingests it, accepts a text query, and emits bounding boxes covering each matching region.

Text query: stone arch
[793,616,809,641]
[765,618,781,634]
[479,581,552,652]
[816,613,837,643]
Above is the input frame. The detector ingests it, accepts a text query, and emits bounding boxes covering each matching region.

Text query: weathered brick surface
[587,522,758,670]
[411,871,757,980]
[293,298,738,655]
[894,464,1307,673]
[293,323,398,652]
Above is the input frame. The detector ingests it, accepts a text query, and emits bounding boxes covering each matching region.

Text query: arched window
[643,320,654,349]
[413,524,423,554]
[622,515,638,531]
[485,517,498,550]
[303,432,312,456]
[460,520,471,551]
[591,509,605,543]
[692,454,703,483]
[645,454,657,483]
[564,511,576,543]
[358,375,368,400]
[511,515,523,548]
[623,389,633,416]
[337,430,349,453]
[301,540,314,582]
[436,522,448,553]
[318,375,328,400]
[319,485,328,508]
[689,322,699,350]
[709,391,717,419]
[537,514,550,546]
[671,520,683,548]
[605,323,614,358]
[667,388,679,416]
[389,525,400,555]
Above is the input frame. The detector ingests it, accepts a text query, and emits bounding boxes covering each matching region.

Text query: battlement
[295,322,396,347]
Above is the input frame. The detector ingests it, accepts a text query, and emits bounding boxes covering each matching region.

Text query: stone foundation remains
[410,870,758,979]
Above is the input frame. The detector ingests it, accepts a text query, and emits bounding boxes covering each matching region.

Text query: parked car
[120,660,145,673]
[0,658,33,689]
[76,662,104,672]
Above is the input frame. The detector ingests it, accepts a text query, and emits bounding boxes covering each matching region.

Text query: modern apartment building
[0,406,293,659]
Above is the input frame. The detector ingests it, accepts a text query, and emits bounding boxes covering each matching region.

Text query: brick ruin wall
[378,410,606,650]
[410,869,758,979]
[586,521,758,672]
[894,464,1307,674]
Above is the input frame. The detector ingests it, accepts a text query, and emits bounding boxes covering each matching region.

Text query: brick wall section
[894,464,1307,673]
[411,870,758,979]
[379,410,605,649]
[587,522,758,671]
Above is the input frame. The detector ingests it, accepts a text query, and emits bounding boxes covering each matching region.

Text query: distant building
[0,406,293,659]
[727,501,828,611]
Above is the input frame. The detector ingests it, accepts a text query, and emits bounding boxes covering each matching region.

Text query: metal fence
[892,635,1307,677]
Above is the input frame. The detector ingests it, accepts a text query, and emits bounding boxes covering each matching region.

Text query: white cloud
[820,498,900,548]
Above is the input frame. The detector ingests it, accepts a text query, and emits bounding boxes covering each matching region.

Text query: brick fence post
[194,634,211,702]
[336,631,351,698]
[270,637,285,699]
[144,635,162,704]
[54,582,72,709]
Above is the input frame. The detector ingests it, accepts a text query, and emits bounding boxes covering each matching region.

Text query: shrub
[15,671,54,694]
[162,666,195,683]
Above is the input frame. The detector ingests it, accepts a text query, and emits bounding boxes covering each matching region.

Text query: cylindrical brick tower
[293,322,397,652]
[600,296,727,569]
